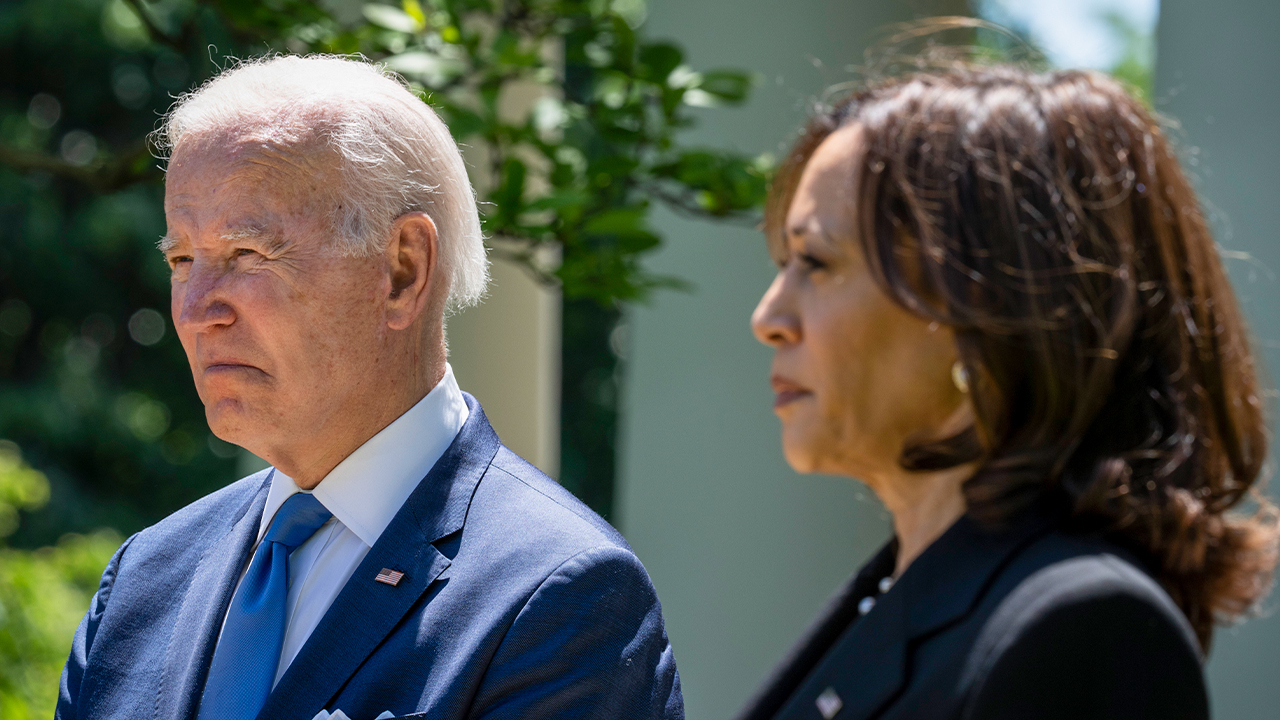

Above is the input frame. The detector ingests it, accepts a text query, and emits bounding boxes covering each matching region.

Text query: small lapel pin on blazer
[815,687,843,719]
[375,568,405,586]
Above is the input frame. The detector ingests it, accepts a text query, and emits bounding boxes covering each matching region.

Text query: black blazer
[735,513,1207,720]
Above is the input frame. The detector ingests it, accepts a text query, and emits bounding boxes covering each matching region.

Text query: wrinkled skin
[162,124,444,488]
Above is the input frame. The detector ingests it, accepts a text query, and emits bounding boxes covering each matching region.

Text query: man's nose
[751,273,800,348]
[176,261,236,332]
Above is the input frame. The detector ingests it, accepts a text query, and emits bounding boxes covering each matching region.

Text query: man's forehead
[169,128,334,179]
[176,107,333,150]
[165,127,339,213]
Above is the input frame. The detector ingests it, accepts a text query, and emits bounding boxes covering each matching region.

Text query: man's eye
[168,255,193,268]
[234,248,258,258]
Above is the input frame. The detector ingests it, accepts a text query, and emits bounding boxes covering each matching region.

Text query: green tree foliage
[1100,10,1155,102]
[0,440,121,718]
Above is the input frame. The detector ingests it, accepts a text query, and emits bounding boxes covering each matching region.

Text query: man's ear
[385,212,438,331]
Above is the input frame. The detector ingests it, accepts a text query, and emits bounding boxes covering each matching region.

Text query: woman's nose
[751,273,800,348]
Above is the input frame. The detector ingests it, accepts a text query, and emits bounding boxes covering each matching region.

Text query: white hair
[155,54,488,312]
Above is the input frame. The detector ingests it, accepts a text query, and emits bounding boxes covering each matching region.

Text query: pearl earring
[951,361,970,394]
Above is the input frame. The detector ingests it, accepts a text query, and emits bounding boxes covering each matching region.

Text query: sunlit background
[2,0,1278,718]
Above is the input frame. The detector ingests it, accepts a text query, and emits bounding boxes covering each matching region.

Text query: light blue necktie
[198,492,333,720]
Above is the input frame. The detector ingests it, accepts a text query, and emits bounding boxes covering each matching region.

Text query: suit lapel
[775,582,909,720]
[735,542,896,720]
[259,533,451,720]
[900,512,1053,639]
[156,472,273,720]
[767,513,1055,720]
[258,394,502,720]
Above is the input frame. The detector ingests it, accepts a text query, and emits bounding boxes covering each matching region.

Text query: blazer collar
[391,392,500,544]
[757,509,1054,720]
[898,510,1054,638]
[258,393,502,720]
[733,541,895,720]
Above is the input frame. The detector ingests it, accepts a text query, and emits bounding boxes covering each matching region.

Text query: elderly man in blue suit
[57,55,683,720]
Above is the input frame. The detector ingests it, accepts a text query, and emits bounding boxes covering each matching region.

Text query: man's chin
[205,399,270,452]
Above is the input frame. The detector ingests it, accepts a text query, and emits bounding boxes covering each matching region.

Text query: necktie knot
[265,492,333,550]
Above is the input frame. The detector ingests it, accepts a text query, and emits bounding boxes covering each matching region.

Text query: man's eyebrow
[222,225,287,252]
[157,234,182,254]
[156,226,289,255]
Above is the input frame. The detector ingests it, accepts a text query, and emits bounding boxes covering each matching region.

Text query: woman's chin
[780,430,831,475]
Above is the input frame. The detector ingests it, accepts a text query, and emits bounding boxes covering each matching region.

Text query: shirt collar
[257,364,470,547]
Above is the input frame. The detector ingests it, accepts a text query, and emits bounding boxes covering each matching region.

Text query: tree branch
[487,242,561,287]
[0,141,160,194]
[643,181,763,227]
[120,0,187,52]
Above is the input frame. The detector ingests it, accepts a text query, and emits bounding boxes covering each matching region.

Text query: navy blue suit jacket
[58,395,683,720]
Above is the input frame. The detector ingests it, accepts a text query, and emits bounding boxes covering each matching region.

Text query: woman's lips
[774,390,809,408]
[771,376,811,408]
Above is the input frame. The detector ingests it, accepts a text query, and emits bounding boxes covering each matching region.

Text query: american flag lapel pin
[374,568,405,586]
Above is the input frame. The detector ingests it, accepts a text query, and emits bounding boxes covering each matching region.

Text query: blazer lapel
[763,512,1055,720]
[258,395,503,720]
[774,582,909,720]
[735,542,897,720]
[156,471,273,720]
[899,512,1054,640]
[259,532,451,720]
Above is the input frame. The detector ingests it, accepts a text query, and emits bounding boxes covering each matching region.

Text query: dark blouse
[733,513,1208,720]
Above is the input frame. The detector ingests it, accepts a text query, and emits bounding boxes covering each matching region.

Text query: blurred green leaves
[2,0,772,300]
[0,440,120,718]
[0,441,50,538]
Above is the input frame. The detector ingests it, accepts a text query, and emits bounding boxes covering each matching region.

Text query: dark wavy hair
[765,58,1279,649]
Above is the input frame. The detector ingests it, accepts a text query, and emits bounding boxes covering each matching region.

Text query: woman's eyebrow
[788,222,840,252]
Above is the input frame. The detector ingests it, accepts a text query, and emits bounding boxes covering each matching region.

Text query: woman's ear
[384,212,439,331]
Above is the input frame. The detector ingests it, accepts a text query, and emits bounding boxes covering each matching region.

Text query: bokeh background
[2,0,1277,718]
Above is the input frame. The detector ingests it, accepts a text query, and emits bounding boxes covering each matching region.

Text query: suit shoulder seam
[487,462,618,545]
[97,532,140,610]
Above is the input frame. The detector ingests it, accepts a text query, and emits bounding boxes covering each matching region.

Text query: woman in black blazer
[742,57,1279,720]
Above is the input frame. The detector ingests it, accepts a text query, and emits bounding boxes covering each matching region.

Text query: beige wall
[446,254,561,477]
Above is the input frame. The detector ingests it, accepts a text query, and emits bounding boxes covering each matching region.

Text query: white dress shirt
[229,365,469,686]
